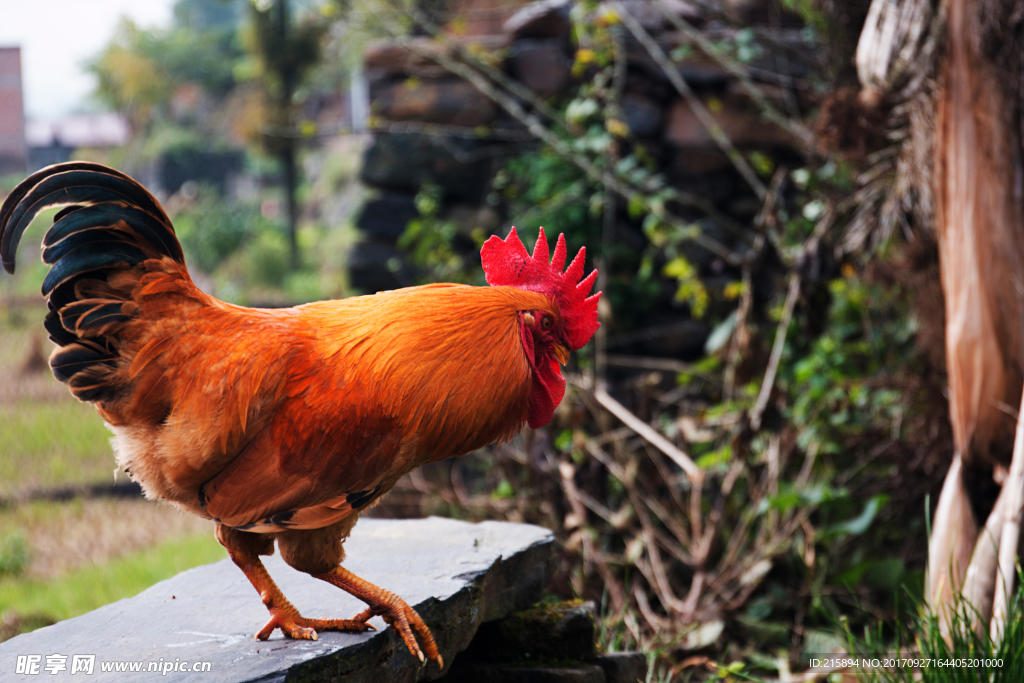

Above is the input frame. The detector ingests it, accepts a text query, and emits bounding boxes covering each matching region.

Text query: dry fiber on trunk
[857,0,1024,633]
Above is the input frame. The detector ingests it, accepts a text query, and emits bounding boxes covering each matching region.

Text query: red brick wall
[0,46,27,175]
[446,0,532,35]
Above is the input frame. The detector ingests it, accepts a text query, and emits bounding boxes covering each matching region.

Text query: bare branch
[610,1,767,200]
[749,272,800,431]
[750,207,834,430]
[652,0,814,147]
[370,120,536,142]
[399,2,567,132]
[605,354,706,376]
[594,386,703,484]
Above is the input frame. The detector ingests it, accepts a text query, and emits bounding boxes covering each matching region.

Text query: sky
[0,0,177,119]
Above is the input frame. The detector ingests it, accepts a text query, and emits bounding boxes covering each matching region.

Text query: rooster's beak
[552,343,570,366]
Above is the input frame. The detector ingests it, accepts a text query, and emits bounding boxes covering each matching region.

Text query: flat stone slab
[0,517,556,683]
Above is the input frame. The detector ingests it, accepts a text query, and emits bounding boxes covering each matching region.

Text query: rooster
[0,162,600,667]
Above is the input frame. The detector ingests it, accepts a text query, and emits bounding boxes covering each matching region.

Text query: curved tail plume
[0,162,191,404]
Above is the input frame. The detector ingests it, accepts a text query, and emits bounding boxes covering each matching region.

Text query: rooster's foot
[349,591,441,667]
[314,565,443,668]
[257,603,376,641]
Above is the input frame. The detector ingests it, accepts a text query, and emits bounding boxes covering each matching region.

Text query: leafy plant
[848,575,1024,682]
[398,183,481,285]
[0,533,30,578]
[171,185,265,274]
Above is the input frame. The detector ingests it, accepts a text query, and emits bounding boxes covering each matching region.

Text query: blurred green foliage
[0,533,30,578]
[398,183,476,285]
[88,11,244,131]
[783,276,916,456]
[242,230,292,289]
[0,533,224,625]
[173,185,255,273]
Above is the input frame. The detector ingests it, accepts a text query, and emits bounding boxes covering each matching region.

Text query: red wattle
[520,321,565,428]
[528,355,565,428]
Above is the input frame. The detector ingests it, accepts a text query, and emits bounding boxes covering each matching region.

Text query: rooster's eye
[541,316,553,329]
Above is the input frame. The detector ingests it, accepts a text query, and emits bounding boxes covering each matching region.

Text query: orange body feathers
[0,163,600,535]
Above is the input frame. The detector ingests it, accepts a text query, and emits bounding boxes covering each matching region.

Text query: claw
[352,593,440,666]
[257,604,374,641]
[317,567,444,668]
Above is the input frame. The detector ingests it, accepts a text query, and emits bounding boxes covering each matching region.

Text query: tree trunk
[281,142,299,270]
[853,0,1024,627]
[934,0,1024,472]
[928,0,1024,619]
[276,0,300,270]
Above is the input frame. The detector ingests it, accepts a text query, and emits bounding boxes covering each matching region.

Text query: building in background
[26,113,130,171]
[0,46,27,176]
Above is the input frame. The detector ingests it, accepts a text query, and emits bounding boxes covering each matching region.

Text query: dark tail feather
[0,162,182,275]
[0,162,187,404]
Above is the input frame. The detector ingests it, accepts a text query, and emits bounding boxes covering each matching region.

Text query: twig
[768,0,801,120]
[605,354,706,376]
[651,526,694,566]
[749,272,800,431]
[584,438,624,476]
[795,441,819,489]
[633,581,671,631]
[399,2,567,132]
[637,515,690,616]
[749,207,834,430]
[594,386,702,484]
[652,0,814,147]
[589,427,634,448]
[725,167,785,398]
[641,465,693,547]
[681,571,704,618]
[369,119,535,142]
[611,1,767,200]
[559,461,596,572]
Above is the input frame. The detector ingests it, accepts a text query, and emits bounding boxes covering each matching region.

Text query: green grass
[0,192,235,644]
[0,532,225,625]
[0,499,81,535]
[1,303,117,495]
[0,401,115,495]
[848,578,1024,682]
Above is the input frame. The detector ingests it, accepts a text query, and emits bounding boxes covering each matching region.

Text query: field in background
[0,299,224,642]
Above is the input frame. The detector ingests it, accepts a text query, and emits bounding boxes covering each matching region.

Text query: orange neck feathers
[300,284,557,462]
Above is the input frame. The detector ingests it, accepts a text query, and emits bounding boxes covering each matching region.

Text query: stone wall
[353,0,815,353]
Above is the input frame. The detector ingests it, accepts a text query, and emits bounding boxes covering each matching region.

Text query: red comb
[481,226,601,350]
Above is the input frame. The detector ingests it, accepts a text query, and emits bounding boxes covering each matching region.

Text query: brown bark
[927,454,978,616]
[934,0,1024,467]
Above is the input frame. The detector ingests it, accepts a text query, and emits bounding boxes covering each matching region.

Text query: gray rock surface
[441,664,606,683]
[503,0,572,39]
[591,653,646,683]
[0,517,556,683]
[359,133,498,201]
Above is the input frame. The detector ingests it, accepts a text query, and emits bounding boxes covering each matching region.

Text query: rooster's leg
[312,565,443,667]
[228,549,375,641]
